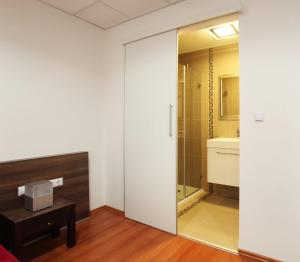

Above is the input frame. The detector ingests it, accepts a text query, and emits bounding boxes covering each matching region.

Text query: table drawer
[22,209,67,240]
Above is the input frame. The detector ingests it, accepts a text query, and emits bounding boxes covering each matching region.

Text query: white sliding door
[124,30,177,234]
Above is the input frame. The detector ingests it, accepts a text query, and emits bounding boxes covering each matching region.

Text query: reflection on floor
[178,194,239,251]
[177,184,199,201]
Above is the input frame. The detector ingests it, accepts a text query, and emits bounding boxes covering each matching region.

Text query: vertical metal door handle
[169,104,173,137]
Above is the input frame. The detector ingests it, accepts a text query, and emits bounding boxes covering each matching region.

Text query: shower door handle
[169,104,174,137]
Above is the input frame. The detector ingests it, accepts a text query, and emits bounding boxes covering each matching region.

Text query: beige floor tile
[178,194,239,251]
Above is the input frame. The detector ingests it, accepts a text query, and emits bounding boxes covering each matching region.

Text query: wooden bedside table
[0,198,76,259]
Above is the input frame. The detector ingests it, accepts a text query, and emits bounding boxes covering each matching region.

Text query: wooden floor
[22,208,257,262]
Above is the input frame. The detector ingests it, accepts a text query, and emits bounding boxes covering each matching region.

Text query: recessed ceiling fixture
[209,23,238,39]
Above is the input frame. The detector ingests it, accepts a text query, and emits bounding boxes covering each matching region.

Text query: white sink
[207,137,239,149]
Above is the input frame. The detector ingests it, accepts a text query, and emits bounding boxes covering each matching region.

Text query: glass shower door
[177,64,185,201]
[177,64,201,202]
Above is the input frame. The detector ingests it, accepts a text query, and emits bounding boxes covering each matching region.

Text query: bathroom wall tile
[212,44,240,138]
[185,82,192,103]
[185,120,191,137]
[192,139,201,155]
[192,84,202,103]
[185,102,193,120]
[193,102,201,120]
[178,172,184,185]
[201,138,208,153]
[201,101,209,121]
[192,155,201,173]
[192,120,201,139]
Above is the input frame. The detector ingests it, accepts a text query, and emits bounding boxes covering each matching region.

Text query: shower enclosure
[177,64,202,202]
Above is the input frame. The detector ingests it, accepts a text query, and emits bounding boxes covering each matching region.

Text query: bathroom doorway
[177,14,240,252]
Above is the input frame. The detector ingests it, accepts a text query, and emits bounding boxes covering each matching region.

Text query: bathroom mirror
[219,75,240,120]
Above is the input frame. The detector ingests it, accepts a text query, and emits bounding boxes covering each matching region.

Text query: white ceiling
[39,0,185,29]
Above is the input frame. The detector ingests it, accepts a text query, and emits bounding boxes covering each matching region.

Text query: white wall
[104,0,300,261]
[0,0,105,210]
[239,1,300,261]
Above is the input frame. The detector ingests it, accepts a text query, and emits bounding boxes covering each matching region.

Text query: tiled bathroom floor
[178,194,239,251]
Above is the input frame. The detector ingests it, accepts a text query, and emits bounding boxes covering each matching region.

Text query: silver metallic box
[24,180,53,212]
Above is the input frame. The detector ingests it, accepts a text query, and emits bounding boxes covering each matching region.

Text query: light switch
[254,112,264,122]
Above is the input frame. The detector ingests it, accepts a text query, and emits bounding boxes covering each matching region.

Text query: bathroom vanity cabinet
[207,138,239,187]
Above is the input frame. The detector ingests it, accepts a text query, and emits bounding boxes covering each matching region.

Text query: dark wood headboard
[0,152,89,220]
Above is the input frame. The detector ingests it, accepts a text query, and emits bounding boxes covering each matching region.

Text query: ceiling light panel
[40,0,98,14]
[210,24,238,39]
